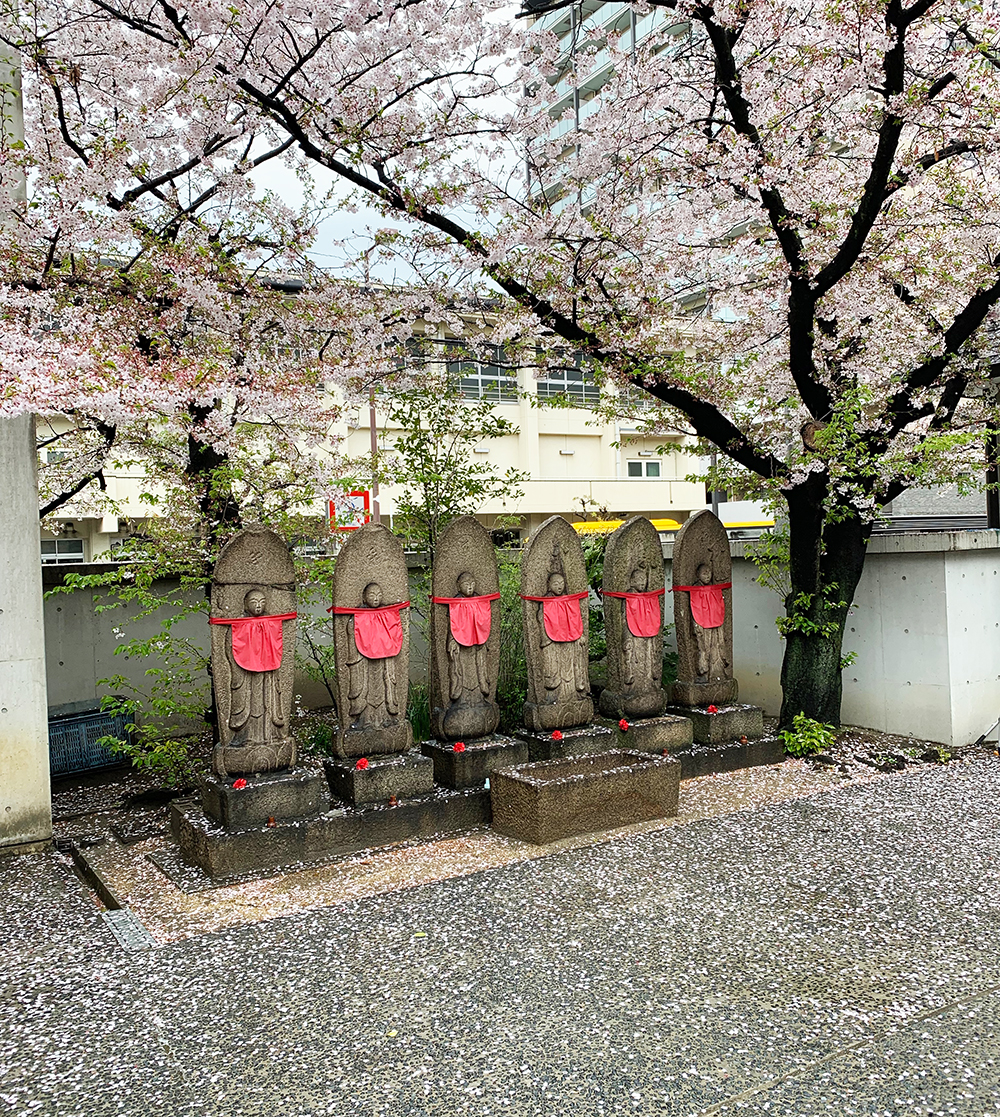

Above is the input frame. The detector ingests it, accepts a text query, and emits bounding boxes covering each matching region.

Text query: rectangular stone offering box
[490,749,680,845]
[663,703,764,746]
[604,714,693,755]
[200,766,330,830]
[325,751,434,807]
[420,736,528,790]
[516,722,614,762]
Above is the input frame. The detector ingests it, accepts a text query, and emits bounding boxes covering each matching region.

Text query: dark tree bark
[779,480,872,727]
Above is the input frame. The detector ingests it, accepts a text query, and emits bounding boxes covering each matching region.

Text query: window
[445,343,518,403]
[537,355,600,406]
[627,460,660,478]
[41,539,85,564]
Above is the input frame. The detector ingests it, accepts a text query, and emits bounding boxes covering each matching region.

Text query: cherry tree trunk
[778,484,872,730]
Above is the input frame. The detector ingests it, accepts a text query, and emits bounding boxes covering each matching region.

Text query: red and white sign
[329,490,370,532]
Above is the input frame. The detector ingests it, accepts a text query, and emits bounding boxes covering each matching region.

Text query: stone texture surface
[599,516,667,720]
[200,767,329,829]
[675,734,786,779]
[516,722,615,761]
[521,515,594,732]
[429,516,501,742]
[420,736,528,790]
[664,702,764,745]
[491,749,680,845]
[670,509,739,707]
[171,787,490,881]
[331,523,412,758]
[606,714,693,754]
[210,525,297,777]
[324,752,434,807]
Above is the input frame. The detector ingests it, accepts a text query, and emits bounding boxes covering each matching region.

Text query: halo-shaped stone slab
[599,516,667,719]
[430,516,501,741]
[210,525,297,776]
[670,509,738,706]
[331,522,412,757]
[520,515,593,731]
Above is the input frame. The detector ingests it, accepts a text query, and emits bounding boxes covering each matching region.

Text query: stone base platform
[674,734,785,779]
[200,766,329,829]
[170,786,490,883]
[598,714,693,754]
[491,749,680,845]
[663,703,764,745]
[325,751,434,807]
[420,736,528,790]
[516,722,614,762]
[670,678,740,707]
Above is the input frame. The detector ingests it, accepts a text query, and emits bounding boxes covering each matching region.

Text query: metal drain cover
[101,907,157,950]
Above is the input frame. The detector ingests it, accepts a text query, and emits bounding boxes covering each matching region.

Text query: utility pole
[1,43,52,851]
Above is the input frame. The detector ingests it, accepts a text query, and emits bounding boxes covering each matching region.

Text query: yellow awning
[571,517,683,535]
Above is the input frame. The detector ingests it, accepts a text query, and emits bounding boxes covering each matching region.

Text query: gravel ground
[3,754,999,1117]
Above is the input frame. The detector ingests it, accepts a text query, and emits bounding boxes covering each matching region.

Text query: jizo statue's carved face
[696,564,712,586]
[547,572,566,596]
[363,582,383,608]
[629,566,648,592]
[244,590,266,616]
[457,572,476,597]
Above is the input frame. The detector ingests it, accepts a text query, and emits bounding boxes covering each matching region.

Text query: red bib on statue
[432,594,499,647]
[209,613,296,672]
[625,593,663,638]
[604,589,664,638]
[541,595,585,643]
[687,584,726,629]
[353,608,404,659]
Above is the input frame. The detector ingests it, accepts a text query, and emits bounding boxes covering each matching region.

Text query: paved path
[2,757,999,1116]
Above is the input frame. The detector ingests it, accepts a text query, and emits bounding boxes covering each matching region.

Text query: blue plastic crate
[48,701,133,776]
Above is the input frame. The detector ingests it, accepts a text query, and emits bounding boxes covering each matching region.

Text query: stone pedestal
[675,735,785,779]
[670,678,740,708]
[664,702,764,745]
[516,722,614,762]
[420,735,528,790]
[170,785,491,883]
[201,766,329,829]
[491,750,680,845]
[325,751,434,807]
[608,714,693,754]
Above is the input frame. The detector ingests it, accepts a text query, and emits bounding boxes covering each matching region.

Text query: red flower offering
[232,778,248,790]
[551,730,563,741]
[453,742,466,753]
[355,757,369,771]
[619,718,630,732]
[707,705,719,714]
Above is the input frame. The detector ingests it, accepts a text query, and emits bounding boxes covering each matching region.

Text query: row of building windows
[399,340,602,407]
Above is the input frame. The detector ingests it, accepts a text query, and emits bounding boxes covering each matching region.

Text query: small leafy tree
[382,375,528,561]
[46,430,342,784]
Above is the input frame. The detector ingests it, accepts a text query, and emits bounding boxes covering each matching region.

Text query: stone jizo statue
[430,517,501,741]
[670,510,738,707]
[520,516,594,732]
[342,581,405,731]
[209,526,298,777]
[533,568,590,708]
[599,516,667,720]
[331,523,413,757]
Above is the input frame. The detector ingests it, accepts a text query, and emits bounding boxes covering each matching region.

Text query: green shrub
[780,713,837,757]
